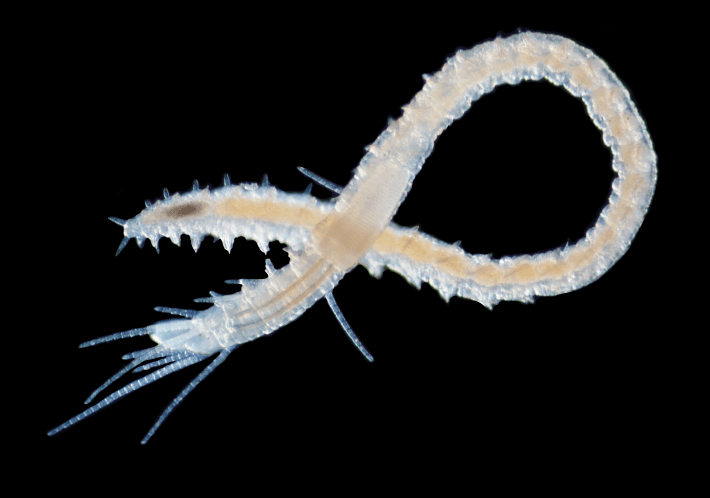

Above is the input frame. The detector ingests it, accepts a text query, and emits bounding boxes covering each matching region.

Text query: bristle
[149,236,161,253]
[193,290,225,304]
[236,278,262,286]
[221,236,234,253]
[115,237,129,257]
[108,217,126,227]
[190,235,203,252]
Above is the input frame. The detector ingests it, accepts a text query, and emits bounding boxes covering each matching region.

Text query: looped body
[316,31,656,305]
[48,32,656,443]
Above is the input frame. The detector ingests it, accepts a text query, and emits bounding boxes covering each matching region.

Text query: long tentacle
[79,327,155,348]
[325,291,373,362]
[133,352,191,373]
[296,166,343,194]
[83,348,168,404]
[47,354,207,437]
[141,345,237,444]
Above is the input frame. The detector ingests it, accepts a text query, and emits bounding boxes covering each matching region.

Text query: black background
[17,10,682,489]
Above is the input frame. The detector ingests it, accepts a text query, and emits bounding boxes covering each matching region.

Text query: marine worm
[48,31,656,444]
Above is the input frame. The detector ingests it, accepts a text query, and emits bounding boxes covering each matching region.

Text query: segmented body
[48,32,656,443]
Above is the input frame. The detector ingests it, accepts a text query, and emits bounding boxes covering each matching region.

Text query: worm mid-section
[48,32,656,443]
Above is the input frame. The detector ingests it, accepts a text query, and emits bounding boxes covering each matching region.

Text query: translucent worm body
[48,31,656,443]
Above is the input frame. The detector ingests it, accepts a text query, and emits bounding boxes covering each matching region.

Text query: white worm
[48,31,656,443]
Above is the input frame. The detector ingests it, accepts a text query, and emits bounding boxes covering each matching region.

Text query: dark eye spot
[164,201,205,219]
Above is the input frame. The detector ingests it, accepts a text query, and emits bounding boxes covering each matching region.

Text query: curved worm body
[48,31,656,443]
